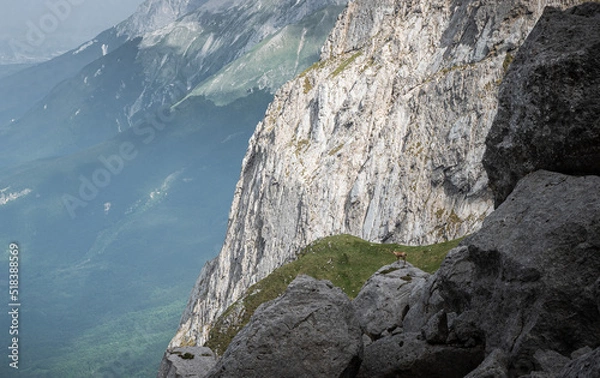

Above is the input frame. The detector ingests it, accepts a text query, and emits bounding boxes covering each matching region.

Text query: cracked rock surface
[483,3,600,206]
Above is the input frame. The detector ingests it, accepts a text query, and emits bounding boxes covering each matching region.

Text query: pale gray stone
[558,347,600,378]
[357,332,484,378]
[157,347,216,378]
[352,262,428,338]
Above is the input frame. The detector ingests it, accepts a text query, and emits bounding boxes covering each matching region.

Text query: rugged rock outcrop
[395,170,600,377]
[158,347,217,378]
[170,0,589,349]
[357,4,600,375]
[558,347,600,378]
[205,275,363,378]
[358,331,485,378]
[208,169,600,378]
[483,3,600,206]
[352,262,429,339]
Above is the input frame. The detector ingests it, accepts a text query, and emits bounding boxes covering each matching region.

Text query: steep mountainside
[0,0,346,167]
[0,0,195,128]
[170,0,589,349]
[0,28,127,127]
[116,0,210,38]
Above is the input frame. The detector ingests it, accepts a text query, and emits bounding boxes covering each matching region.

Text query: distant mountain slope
[183,5,345,105]
[0,0,204,133]
[0,63,33,79]
[0,91,274,377]
[116,0,211,38]
[0,0,347,167]
[0,28,127,127]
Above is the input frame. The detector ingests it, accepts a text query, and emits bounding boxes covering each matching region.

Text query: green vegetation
[20,300,187,378]
[299,59,328,78]
[503,52,515,73]
[293,138,311,155]
[331,51,363,77]
[303,76,314,94]
[328,143,345,156]
[206,234,464,355]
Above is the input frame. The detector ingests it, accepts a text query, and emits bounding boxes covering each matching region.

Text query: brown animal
[391,250,407,266]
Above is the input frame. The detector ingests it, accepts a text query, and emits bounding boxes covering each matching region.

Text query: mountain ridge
[0,0,348,167]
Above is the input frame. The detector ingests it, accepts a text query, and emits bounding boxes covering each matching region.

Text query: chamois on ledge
[391,250,407,266]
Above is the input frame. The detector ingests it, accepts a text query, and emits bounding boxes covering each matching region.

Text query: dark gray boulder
[206,275,363,378]
[157,347,217,378]
[558,347,600,378]
[532,349,571,376]
[463,349,510,378]
[352,262,429,339]
[403,170,600,377]
[357,331,484,378]
[483,3,600,206]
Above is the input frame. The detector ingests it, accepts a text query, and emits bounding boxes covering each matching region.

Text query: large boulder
[352,262,429,339]
[403,170,600,377]
[354,262,485,378]
[206,275,363,378]
[483,3,600,206]
[357,331,484,378]
[558,347,600,378]
[463,349,510,378]
[157,347,217,378]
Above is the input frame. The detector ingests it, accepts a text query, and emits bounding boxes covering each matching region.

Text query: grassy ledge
[205,234,463,355]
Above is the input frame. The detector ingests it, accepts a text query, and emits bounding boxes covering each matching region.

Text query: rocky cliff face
[116,0,209,39]
[170,0,589,349]
[179,4,600,376]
